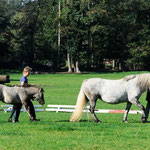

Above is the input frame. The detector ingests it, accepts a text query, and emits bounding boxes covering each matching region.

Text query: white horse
[70,73,150,123]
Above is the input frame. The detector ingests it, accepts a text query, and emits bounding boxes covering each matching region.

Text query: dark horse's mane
[11,84,44,92]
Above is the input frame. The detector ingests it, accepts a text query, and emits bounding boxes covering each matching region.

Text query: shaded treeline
[0,0,150,72]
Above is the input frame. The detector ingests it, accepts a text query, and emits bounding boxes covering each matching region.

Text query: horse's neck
[0,85,4,100]
[147,75,150,90]
[24,87,38,95]
[138,74,150,91]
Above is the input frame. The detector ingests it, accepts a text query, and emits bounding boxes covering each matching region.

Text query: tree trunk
[119,63,121,70]
[67,51,72,73]
[73,61,76,72]
[112,59,115,71]
[120,59,129,71]
[57,0,61,69]
[75,60,80,73]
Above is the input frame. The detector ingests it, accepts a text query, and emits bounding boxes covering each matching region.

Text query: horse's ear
[40,88,44,92]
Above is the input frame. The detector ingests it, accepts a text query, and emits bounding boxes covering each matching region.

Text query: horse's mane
[123,73,150,90]
[136,74,150,90]
[12,84,44,91]
[122,75,136,82]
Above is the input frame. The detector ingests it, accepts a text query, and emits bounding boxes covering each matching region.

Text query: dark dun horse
[0,84,45,121]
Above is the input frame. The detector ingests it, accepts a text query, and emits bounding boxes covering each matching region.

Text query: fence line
[46,104,142,114]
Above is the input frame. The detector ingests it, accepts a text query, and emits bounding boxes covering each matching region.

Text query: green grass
[0,71,150,150]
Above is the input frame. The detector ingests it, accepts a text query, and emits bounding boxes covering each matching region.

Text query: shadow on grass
[144,121,150,123]
[55,120,70,122]
[55,119,92,123]
[11,79,20,82]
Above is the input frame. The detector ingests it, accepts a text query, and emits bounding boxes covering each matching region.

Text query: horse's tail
[70,80,87,122]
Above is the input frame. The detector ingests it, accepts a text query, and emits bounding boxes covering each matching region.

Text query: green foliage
[1,0,150,71]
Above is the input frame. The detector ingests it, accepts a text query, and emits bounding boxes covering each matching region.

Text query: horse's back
[0,84,5,100]
[2,85,24,104]
[84,78,128,103]
[84,78,102,94]
[84,78,123,91]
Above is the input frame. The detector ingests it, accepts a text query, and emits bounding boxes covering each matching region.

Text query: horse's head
[33,88,45,105]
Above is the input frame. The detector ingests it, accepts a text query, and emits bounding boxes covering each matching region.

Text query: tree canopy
[1,0,150,72]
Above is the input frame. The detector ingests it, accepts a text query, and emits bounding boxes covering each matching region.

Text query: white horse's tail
[70,81,87,122]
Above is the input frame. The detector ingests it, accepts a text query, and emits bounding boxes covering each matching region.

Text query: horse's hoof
[97,121,102,123]
[13,120,19,123]
[141,117,147,123]
[8,118,12,123]
[122,120,128,123]
[94,120,101,123]
[30,118,40,122]
[142,119,147,123]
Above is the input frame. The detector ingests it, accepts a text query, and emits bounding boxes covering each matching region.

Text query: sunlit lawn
[0,71,150,150]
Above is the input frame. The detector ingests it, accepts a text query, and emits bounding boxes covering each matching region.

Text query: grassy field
[0,71,150,150]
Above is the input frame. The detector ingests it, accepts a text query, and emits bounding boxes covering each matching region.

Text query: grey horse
[0,84,45,121]
[70,73,150,123]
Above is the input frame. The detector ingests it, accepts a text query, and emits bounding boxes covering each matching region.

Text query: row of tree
[0,0,150,72]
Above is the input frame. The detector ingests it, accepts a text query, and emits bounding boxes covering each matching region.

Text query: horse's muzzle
[40,100,45,105]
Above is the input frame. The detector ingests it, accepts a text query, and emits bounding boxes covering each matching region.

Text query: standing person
[8,66,40,122]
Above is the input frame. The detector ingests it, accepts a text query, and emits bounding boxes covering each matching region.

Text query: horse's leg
[145,90,150,121]
[14,104,22,122]
[22,101,34,120]
[84,89,100,123]
[145,102,150,121]
[8,107,16,122]
[89,100,101,123]
[129,98,146,123]
[122,102,132,123]
[8,105,18,122]
[27,100,40,121]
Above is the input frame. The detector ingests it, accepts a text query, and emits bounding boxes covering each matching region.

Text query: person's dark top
[20,76,28,85]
